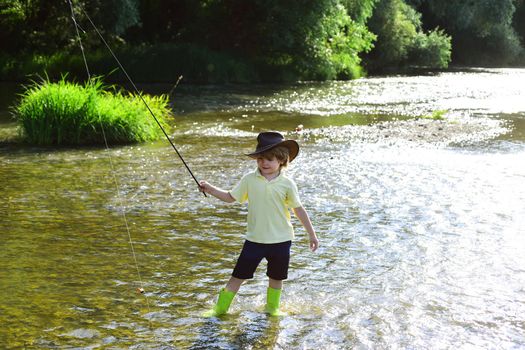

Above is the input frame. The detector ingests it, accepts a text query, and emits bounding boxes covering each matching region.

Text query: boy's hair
[259,146,290,168]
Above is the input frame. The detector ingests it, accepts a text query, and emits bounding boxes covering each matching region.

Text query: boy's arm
[199,181,236,203]
[292,206,319,252]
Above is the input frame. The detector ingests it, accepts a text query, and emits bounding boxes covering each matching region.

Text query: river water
[1,68,524,349]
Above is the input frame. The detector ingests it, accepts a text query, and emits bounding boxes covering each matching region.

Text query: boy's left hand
[309,235,319,252]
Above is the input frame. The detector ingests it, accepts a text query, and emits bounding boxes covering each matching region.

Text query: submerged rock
[65,328,101,339]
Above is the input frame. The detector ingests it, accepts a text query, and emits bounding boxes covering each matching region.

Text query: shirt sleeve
[230,174,249,203]
[286,179,302,209]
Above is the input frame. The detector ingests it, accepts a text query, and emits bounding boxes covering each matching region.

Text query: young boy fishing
[199,131,319,317]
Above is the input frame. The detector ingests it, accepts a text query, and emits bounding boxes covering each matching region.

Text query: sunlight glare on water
[286,141,525,348]
[227,68,525,117]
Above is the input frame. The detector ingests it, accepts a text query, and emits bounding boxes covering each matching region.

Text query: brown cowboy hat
[246,131,299,162]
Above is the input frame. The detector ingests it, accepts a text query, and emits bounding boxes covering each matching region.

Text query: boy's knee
[268,278,283,289]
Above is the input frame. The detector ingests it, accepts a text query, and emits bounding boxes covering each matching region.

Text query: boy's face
[256,155,282,177]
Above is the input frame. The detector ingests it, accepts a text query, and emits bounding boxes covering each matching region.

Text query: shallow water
[1,68,525,349]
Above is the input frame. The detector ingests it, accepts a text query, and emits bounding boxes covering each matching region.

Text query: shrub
[408,29,451,68]
[366,0,451,71]
[421,109,447,120]
[13,77,172,146]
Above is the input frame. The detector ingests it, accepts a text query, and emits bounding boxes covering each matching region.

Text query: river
[1,68,524,349]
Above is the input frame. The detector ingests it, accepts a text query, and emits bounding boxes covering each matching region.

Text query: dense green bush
[13,77,172,146]
[408,29,451,68]
[408,0,524,65]
[365,0,451,71]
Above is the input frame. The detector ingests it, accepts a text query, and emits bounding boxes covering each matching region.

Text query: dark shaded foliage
[407,0,524,65]
[365,0,450,72]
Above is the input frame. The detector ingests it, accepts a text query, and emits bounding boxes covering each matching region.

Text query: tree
[408,0,524,65]
[343,0,379,23]
[513,0,525,59]
[0,0,140,55]
[365,0,450,71]
[131,0,376,80]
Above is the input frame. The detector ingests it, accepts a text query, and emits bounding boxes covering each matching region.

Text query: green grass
[421,109,447,120]
[13,77,172,146]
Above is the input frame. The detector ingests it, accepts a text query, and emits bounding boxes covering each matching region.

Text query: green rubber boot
[203,289,236,317]
[265,287,285,316]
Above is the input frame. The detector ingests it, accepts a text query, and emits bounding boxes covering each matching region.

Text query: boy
[199,131,319,317]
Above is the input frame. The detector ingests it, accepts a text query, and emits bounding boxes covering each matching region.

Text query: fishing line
[77,4,206,197]
[67,0,156,331]
[68,1,90,78]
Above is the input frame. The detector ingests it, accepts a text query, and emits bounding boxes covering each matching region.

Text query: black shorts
[232,240,292,281]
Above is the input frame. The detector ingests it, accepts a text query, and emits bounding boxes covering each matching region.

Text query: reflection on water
[1,69,525,348]
[172,68,525,117]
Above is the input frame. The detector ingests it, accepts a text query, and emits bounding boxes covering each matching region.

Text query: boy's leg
[264,241,291,316]
[203,288,236,317]
[268,278,283,290]
[232,240,265,280]
[266,278,284,316]
[265,240,291,283]
[204,241,263,317]
[265,284,284,316]
[226,276,245,293]
[204,277,243,317]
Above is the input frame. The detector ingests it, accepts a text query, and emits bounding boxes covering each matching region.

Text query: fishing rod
[72,1,206,197]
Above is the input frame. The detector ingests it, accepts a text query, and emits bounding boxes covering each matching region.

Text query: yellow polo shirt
[230,169,303,244]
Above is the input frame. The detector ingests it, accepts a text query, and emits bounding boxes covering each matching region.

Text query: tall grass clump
[13,77,172,146]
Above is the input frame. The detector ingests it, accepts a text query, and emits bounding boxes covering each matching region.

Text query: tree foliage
[0,0,140,55]
[132,0,377,80]
[343,0,379,23]
[1,0,378,81]
[365,0,451,71]
[514,0,525,42]
[408,0,524,65]
[1,0,523,83]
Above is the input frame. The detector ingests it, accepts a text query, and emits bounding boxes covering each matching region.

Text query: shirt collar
[255,168,283,182]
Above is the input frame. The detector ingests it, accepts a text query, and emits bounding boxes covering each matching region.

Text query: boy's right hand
[199,180,211,193]
[198,181,235,203]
